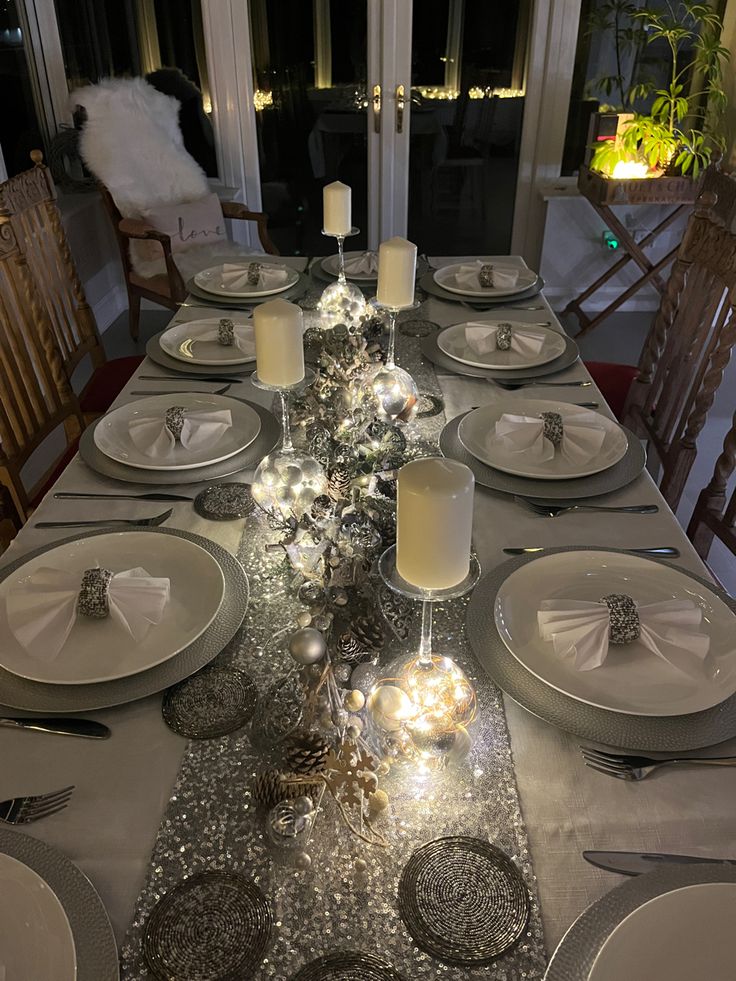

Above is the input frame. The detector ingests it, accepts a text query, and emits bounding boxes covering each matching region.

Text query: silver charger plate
[186,271,310,308]
[418,270,544,306]
[0,527,248,712]
[466,547,736,751]
[146,330,254,377]
[440,412,645,500]
[0,827,119,981]
[544,863,736,980]
[421,328,580,381]
[79,400,279,486]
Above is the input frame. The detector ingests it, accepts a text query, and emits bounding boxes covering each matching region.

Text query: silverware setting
[0,786,75,825]
[581,746,736,781]
[470,402,599,410]
[462,301,545,313]
[514,497,659,517]
[35,509,173,529]
[138,374,245,383]
[502,546,680,557]
[129,386,231,396]
[0,717,110,739]
[492,379,592,391]
[54,492,193,502]
[583,850,736,875]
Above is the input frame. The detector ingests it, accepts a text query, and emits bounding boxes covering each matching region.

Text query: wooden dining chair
[621,191,736,511]
[0,214,85,519]
[686,410,736,564]
[0,152,143,421]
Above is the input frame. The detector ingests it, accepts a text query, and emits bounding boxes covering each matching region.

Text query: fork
[514,497,659,517]
[35,508,173,529]
[581,747,736,781]
[492,379,592,391]
[462,301,545,312]
[0,786,75,824]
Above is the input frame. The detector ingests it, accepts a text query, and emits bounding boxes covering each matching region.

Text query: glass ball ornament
[370,363,418,423]
[252,450,327,519]
[318,279,367,328]
[266,799,314,850]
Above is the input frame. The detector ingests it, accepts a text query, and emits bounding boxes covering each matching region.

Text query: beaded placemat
[142,871,273,981]
[194,483,256,521]
[291,951,407,980]
[398,837,530,965]
[162,664,259,739]
[120,320,547,980]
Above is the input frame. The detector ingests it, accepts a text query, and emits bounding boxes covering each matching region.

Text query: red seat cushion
[584,360,639,420]
[80,356,144,414]
[30,437,81,510]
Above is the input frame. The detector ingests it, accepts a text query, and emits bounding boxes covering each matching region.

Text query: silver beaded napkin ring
[218,318,234,346]
[165,405,186,442]
[479,263,494,287]
[540,410,563,446]
[600,593,641,644]
[78,568,114,619]
[247,261,262,286]
[496,322,513,351]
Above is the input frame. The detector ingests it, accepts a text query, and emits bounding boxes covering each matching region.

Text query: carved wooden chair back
[699,154,736,228]
[0,151,106,381]
[0,214,84,518]
[622,192,736,511]
[686,410,736,563]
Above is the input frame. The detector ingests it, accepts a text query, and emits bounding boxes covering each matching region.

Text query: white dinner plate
[494,551,736,716]
[321,251,378,281]
[437,322,566,370]
[458,400,628,479]
[0,530,225,685]
[433,262,538,298]
[94,393,261,471]
[159,317,255,365]
[589,882,736,981]
[0,853,77,980]
[194,262,299,298]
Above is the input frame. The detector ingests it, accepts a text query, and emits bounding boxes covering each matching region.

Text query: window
[0,0,45,177]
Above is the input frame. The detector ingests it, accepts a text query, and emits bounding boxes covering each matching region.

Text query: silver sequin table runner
[120,326,548,980]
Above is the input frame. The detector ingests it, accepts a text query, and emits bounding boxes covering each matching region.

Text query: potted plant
[580,1,729,204]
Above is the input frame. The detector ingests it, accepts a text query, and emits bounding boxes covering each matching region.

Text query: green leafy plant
[589,1,729,179]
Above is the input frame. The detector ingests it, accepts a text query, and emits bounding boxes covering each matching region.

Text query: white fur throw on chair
[71,77,256,280]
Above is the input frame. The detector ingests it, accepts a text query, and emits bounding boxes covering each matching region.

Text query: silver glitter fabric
[600,593,641,645]
[165,406,185,442]
[218,318,235,346]
[77,567,113,619]
[496,323,513,351]
[248,262,263,286]
[120,326,548,981]
[540,411,563,447]
[479,263,494,288]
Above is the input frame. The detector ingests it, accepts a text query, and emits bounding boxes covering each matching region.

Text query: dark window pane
[0,0,45,176]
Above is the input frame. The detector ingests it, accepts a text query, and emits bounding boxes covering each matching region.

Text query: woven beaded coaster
[291,951,406,980]
[398,836,530,966]
[194,483,256,521]
[142,870,273,981]
[162,664,258,739]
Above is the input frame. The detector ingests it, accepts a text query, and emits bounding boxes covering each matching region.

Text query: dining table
[1,253,735,979]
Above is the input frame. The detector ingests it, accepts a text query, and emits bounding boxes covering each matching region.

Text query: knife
[137,374,246,383]
[503,546,680,557]
[583,850,736,876]
[54,492,194,502]
[0,717,111,739]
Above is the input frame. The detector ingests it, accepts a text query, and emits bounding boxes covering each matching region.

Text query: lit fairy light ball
[318,279,367,328]
[370,363,418,423]
[252,450,327,519]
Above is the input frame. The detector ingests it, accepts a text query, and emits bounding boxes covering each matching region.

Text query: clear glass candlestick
[319,227,367,327]
[369,298,421,422]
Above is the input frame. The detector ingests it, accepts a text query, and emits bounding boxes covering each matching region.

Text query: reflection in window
[0,0,45,177]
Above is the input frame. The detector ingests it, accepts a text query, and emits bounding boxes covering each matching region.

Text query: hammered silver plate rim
[441,412,645,500]
[0,827,119,981]
[0,527,248,712]
[421,328,580,381]
[147,330,255,377]
[79,400,279,486]
[466,547,736,751]
[544,863,736,980]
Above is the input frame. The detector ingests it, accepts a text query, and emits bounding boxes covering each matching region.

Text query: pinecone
[336,630,365,665]
[282,729,330,775]
[328,466,352,502]
[311,494,333,521]
[351,615,384,653]
[251,767,322,809]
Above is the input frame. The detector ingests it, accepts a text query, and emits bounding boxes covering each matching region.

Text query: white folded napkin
[128,406,232,458]
[492,409,606,466]
[6,566,170,661]
[220,262,288,292]
[464,322,545,358]
[193,322,255,357]
[454,261,519,291]
[343,251,378,276]
[537,595,711,679]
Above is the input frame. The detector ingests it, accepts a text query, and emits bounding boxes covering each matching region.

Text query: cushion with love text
[142,192,227,254]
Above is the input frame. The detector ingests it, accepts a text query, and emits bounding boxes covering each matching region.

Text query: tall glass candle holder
[318,226,367,327]
[369,297,420,423]
[368,545,481,767]
[251,367,328,519]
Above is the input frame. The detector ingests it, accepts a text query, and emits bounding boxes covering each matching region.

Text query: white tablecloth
[2,255,734,959]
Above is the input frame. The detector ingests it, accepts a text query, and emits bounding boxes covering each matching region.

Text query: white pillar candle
[396,457,474,590]
[323,181,352,235]
[254,298,305,387]
[376,236,417,309]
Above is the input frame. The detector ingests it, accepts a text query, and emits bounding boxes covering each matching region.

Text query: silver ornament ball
[288,627,327,665]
